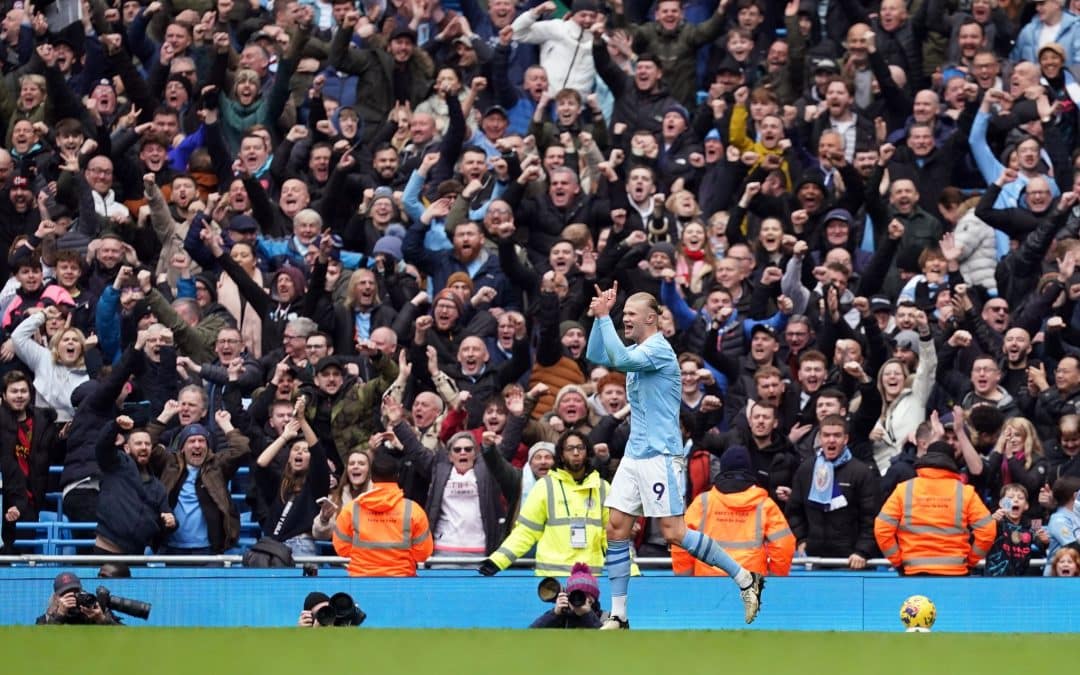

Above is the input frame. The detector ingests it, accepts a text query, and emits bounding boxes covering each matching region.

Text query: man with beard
[93,415,174,555]
[313,265,401,357]
[1001,328,1038,407]
[785,416,879,569]
[143,173,201,288]
[410,292,491,369]
[329,13,433,145]
[302,353,397,471]
[0,168,39,279]
[479,429,612,578]
[362,144,408,191]
[404,215,516,309]
[757,40,794,104]
[803,78,875,164]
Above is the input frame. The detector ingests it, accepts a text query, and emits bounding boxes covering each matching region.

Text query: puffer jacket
[872,338,937,475]
[952,207,998,294]
[1012,11,1080,64]
[510,12,595,97]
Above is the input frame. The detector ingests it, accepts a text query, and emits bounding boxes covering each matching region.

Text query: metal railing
[0,554,1048,570]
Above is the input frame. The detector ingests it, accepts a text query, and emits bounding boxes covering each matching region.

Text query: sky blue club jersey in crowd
[586,316,683,459]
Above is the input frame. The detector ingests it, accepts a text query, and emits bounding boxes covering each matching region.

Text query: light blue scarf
[808,447,852,511]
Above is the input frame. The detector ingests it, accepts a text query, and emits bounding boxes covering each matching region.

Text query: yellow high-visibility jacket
[490,468,611,576]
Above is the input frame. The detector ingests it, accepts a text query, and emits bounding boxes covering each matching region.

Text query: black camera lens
[329,592,366,626]
[95,586,151,620]
[568,590,587,608]
[314,605,336,627]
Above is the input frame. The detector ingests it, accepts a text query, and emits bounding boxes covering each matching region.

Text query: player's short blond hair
[626,292,659,316]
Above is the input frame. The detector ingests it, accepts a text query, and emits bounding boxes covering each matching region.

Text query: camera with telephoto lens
[314,592,366,627]
[74,587,152,620]
[537,577,587,608]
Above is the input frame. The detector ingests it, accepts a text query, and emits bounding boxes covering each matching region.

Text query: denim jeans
[284,535,318,557]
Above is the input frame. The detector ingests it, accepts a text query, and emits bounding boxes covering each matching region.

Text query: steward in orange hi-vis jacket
[875,442,995,576]
[333,450,433,576]
[672,446,795,576]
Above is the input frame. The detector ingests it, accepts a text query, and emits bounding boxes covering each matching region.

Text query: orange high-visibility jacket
[671,485,796,576]
[332,482,433,577]
[875,467,995,576]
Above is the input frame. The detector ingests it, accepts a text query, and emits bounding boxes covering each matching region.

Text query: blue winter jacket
[1011,12,1080,65]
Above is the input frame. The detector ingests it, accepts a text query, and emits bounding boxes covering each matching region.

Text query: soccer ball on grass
[899,595,936,632]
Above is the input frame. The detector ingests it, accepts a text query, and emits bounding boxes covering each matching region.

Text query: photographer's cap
[54,572,82,595]
[304,591,330,611]
[565,562,599,601]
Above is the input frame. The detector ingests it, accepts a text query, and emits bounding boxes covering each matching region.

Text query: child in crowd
[984,483,1048,577]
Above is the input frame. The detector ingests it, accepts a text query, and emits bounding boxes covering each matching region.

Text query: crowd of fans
[0,0,1079,579]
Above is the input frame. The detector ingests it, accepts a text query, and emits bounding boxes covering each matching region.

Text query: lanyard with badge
[559,482,593,549]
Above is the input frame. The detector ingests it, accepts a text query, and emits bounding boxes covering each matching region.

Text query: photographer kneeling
[297,591,366,627]
[36,572,119,625]
[529,563,602,629]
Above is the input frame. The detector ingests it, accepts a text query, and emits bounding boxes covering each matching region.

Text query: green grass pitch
[3,627,1076,674]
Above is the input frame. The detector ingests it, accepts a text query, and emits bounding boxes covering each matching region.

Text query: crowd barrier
[0,557,1067,632]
